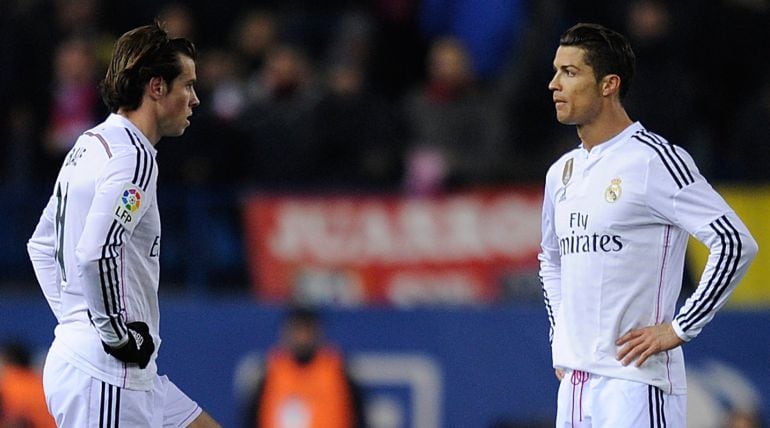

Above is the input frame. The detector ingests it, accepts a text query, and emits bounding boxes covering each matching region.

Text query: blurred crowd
[2,0,770,195]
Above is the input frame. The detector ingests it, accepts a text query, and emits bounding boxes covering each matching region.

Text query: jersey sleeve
[645,145,758,342]
[27,194,63,320]
[74,152,153,347]
[538,167,561,343]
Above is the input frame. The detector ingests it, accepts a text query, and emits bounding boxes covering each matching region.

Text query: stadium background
[1,0,769,426]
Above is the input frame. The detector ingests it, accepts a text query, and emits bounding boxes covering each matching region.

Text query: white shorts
[43,351,202,427]
[556,370,686,427]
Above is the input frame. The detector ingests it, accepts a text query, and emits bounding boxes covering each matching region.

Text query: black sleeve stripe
[98,220,126,339]
[668,143,695,183]
[125,128,153,191]
[126,129,142,186]
[677,216,732,330]
[677,216,741,332]
[633,132,694,189]
[134,131,155,191]
[138,138,149,189]
[632,134,684,189]
[539,276,556,341]
[640,130,695,184]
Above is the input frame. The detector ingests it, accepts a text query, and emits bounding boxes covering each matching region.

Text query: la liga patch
[114,183,145,229]
[122,187,142,212]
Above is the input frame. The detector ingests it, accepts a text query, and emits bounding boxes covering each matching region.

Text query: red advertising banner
[243,189,543,306]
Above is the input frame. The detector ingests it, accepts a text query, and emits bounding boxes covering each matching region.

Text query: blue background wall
[2,297,768,427]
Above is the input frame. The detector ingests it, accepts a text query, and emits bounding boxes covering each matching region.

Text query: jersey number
[54,182,68,282]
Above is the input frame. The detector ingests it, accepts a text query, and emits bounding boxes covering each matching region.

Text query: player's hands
[554,368,565,381]
[102,321,155,369]
[616,323,683,367]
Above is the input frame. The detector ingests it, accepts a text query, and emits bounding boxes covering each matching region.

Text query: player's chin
[555,113,576,125]
[172,122,191,136]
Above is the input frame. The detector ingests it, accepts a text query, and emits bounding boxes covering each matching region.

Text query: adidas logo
[131,330,144,349]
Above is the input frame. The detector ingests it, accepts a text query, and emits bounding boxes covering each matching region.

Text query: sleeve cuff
[671,319,692,342]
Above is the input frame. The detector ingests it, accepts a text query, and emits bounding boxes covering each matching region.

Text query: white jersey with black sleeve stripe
[28,113,160,391]
[538,121,757,394]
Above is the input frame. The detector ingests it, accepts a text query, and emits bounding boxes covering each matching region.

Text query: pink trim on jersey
[85,131,113,158]
[120,245,128,387]
[658,226,674,393]
[655,225,672,324]
[665,351,673,394]
[120,245,128,320]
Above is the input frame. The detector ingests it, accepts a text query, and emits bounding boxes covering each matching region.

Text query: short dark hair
[101,22,196,112]
[559,23,635,99]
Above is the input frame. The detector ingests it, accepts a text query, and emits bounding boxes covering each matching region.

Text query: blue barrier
[1,296,768,427]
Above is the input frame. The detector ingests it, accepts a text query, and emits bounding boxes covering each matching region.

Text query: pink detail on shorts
[571,370,590,424]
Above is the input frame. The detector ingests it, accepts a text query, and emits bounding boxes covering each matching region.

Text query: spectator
[158,3,197,41]
[43,36,103,163]
[242,307,365,428]
[312,59,404,190]
[418,0,527,81]
[232,9,280,80]
[401,37,502,194]
[238,44,321,187]
[725,75,770,181]
[621,0,707,170]
[0,341,56,428]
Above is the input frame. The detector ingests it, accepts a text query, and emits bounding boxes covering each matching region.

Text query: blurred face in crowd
[157,54,199,138]
[548,46,604,126]
[428,38,472,89]
[283,319,321,365]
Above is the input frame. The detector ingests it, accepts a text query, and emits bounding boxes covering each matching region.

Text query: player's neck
[577,104,632,152]
[117,108,160,145]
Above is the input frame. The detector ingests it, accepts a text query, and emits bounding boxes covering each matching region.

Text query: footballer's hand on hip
[102,321,156,369]
[615,323,684,367]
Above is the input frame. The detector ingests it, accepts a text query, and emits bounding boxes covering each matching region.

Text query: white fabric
[555,370,686,427]
[43,349,202,427]
[539,122,758,394]
[29,113,162,390]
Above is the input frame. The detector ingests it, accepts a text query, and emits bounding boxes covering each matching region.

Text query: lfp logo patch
[122,188,142,212]
[114,183,146,230]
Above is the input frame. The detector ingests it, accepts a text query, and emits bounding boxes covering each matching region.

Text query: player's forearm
[75,250,129,347]
[539,275,561,342]
[28,211,63,318]
[673,214,758,341]
[538,250,562,343]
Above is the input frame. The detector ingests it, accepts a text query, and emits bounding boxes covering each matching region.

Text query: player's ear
[148,77,166,99]
[601,74,621,97]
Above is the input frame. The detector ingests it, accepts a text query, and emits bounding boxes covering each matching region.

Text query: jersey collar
[578,121,643,157]
[106,114,158,156]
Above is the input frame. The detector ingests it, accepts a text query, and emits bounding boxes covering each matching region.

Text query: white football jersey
[28,113,161,390]
[539,122,757,394]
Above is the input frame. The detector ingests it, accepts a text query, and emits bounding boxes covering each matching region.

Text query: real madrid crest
[605,177,622,203]
[562,158,574,185]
